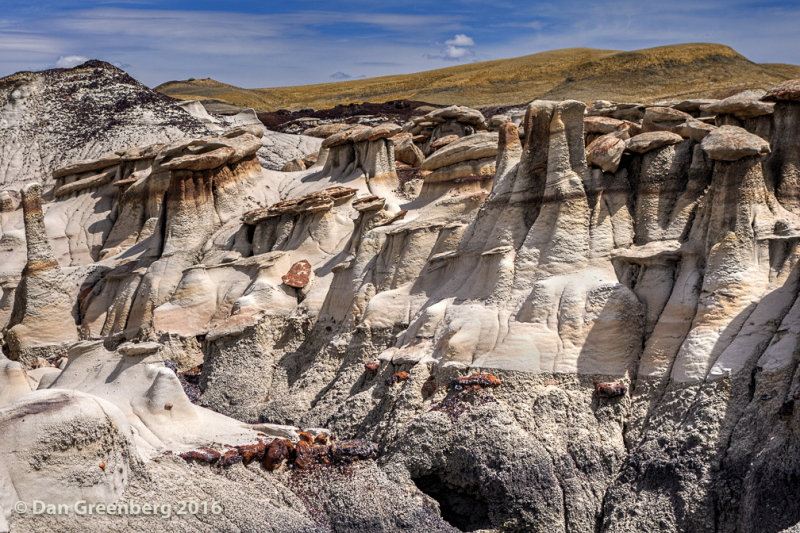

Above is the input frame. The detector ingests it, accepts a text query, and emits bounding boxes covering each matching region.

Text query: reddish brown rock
[422,376,437,397]
[644,106,693,123]
[236,440,267,466]
[294,440,314,469]
[219,448,243,466]
[297,431,314,444]
[262,439,294,471]
[447,373,502,391]
[282,260,312,288]
[179,447,221,463]
[365,360,380,372]
[385,371,409,386]
[594,381,627,398]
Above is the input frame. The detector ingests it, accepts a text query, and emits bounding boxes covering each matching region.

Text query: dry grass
[156,43,800,112]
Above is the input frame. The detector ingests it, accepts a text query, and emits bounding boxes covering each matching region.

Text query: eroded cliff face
[2,62,800,532]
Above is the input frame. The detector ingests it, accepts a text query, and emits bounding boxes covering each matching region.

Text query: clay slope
[156,43,800,110]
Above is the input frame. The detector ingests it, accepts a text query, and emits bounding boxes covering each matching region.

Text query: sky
[1,0,799,89]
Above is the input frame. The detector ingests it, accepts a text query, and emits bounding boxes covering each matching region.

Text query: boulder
[391,133,425,167]
[673,119,717,142]
[303,123,351,138]
[321,125,372,148]
[586,133,626,172]
[424,105,486,126]
[489,114,511,128]
[0,191,15,212]
[700,125,771,161]
[644,106,693,123]
[430,134,460,151]
[701,90,775,119]
[673,99,720,113]
[625,131,684,153]
[584,116,627,134]
[422,132,499,171]
[762,79,800,102]
[281,158,307,172]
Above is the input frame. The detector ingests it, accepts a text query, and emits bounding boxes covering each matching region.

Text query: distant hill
[156,43,800,112]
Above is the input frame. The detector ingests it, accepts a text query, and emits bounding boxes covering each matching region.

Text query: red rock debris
[179,446,221,464]
[178,435,377,472]
[594,381,627,398]
[447,373,502,391]
[282,260,312,288]
[236,441,268,466]
[364,361,379,372]
[263,439,295,471]
[385,371,409,386]
[421,376,437,397]
[297,431,314,444]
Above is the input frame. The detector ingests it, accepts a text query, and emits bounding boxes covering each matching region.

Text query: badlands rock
[429,134,460,150]
[0,190,15,212]
[5,64,800,532]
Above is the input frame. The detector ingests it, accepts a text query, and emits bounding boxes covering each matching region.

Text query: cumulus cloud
[443,45,473,59]
[445,34,474,47]
[438,33,475,61]
[55,55,88,68]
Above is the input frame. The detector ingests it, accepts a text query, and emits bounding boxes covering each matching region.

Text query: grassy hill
[156,43,800,112]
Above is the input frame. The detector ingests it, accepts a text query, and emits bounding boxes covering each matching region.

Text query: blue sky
[1,0,798,88]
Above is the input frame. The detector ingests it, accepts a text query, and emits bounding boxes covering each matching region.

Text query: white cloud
[55,55,88,68]
[445,33,474,47]
[443,45,473,60]
[437,33,475,61]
